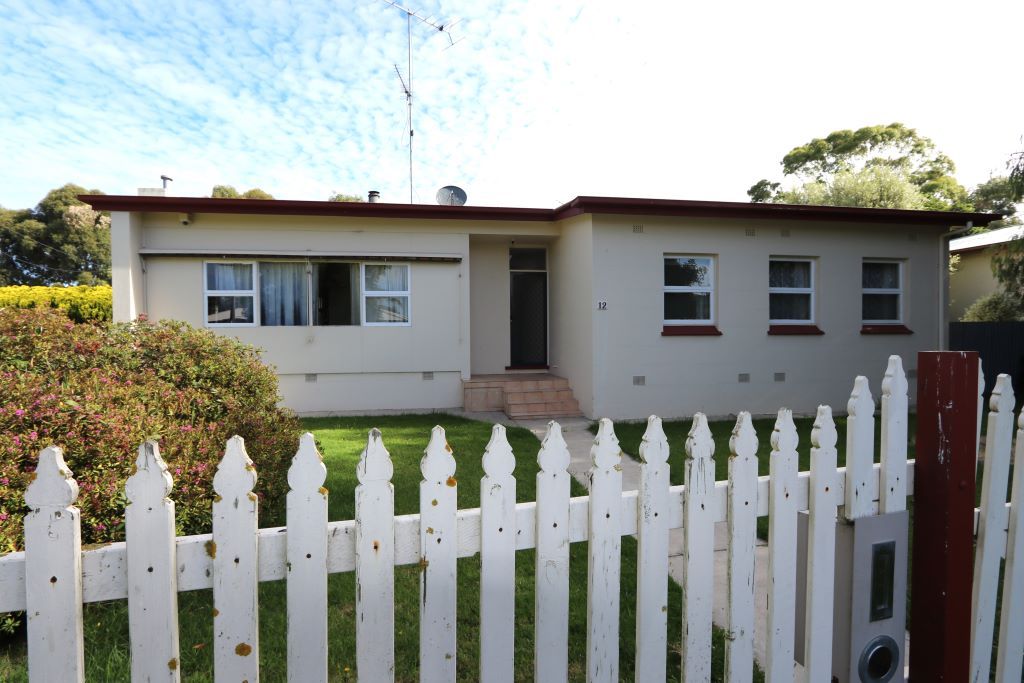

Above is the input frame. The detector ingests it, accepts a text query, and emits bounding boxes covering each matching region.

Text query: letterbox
[795,510,909,683]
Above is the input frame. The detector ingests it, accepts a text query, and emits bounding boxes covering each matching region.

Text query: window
[664,255,714,324]
[259,262,308,326]
[205,262,256,326]
[862,261,902,323]
[313,263,360,325]
[362,264,410,325]
[769,259,814,323]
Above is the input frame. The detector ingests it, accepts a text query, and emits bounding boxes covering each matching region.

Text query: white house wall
[588,215,941,420]
[548,215,596,417]
[132,212,490,415]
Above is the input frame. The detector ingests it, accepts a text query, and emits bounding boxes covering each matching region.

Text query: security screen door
[509,248,547,367]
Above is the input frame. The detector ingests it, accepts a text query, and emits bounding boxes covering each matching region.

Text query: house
[83,193,999,420]
[948,225,1024,320]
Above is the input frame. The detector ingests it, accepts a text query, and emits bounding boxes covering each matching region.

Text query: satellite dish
[436,185,467,206]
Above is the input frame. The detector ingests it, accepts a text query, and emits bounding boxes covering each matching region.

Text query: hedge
[0,308,303,632]
[0,285,112,322]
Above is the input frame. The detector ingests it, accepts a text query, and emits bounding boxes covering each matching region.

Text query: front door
[509,248,547,367]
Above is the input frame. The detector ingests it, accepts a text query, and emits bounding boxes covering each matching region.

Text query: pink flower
[14,409,24,417]
[0,514,8,522]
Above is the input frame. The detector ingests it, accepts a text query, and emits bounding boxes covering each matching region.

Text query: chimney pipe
[368,190,380,203]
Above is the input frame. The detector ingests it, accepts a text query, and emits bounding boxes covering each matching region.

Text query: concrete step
[505,397,582,419]
[503,389,576,405]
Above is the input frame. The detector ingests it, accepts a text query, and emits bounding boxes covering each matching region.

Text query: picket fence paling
[634,416,670,683]
[766,410,799,683]
[681,413,716,681]
[971,374,1016,683]
[995,408,1024,682]
[211,436,260,683]
[533,421,571,683]
[288,432,328,683]
[124,441,181,683]
[354,427,396,682]
[880,355,909,514]
[724,412,758,683]
[586,418,623,682]
[480,424,517,683]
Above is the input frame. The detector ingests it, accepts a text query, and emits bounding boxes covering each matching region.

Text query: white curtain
[364,264,408,292]
[260,263,308,326]
[207,263,252,291]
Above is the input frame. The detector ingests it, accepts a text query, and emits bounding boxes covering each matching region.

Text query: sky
[1,0,1022,210]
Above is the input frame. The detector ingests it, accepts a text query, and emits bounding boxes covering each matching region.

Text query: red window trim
[662,325,722,336]
[860,324,914,335]
[767,324,824,336]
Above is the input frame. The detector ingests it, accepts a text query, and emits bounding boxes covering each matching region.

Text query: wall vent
[745,228,756,237]
[774,372,786,382]
[633,375,646,386]
[422,371,434,380]
[305,374,318,383]
[738,373,751,383]
[632,224,644,234]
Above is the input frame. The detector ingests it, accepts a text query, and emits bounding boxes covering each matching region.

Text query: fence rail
[1,354,1022,682]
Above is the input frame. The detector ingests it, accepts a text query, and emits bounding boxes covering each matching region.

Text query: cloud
[1,0,1022,210]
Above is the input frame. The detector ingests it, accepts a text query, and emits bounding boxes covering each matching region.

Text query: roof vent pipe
[368,190,380,203]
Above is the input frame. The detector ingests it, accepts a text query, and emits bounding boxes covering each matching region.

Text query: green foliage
[211,185,274,199]
[1008,148,1024,202]
[992,237,1024,304]
[327,193,364,202]
[750,123,971,210]
[0,184,110,286]
[960,292,1024,322]
[969,176,1021,229]
[0,308,301,579]
[0,285,111,321]
[775,167,927,209]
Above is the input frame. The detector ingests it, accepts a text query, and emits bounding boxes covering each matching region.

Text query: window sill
[767,324,824,336]
[860,324,913,335]
[662,325,722,336]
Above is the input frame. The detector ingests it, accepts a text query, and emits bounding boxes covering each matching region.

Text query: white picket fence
[0,354,1022,681]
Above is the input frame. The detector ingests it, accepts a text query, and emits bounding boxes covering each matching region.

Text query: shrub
[0,285,112,322]
[0,308,301,567]
[960,291,1024,322]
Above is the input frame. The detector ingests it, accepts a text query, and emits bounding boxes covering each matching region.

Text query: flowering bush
[0,308,301,570]
[0,285,112,322]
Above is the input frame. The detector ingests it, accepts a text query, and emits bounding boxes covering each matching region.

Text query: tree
[0,183,110,285]
[211,185,274,199]
[749,123,971,210]
[1009,148,1024,202]
[969,176,1020,229]
[774,167,927,209]
[328,192,364,202]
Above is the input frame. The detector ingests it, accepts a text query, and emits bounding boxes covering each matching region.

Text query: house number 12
[597,301,608,310]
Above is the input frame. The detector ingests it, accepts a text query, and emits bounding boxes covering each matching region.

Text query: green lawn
[0,413,761,682]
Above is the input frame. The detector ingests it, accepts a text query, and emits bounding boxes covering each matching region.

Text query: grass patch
[0,413,761,681]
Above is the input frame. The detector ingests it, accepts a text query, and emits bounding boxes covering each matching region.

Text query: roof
[949,225,1024,253]
[79,193,1003,228]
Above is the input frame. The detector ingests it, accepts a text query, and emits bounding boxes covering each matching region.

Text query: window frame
[361,263,412,327]
[203,260,258,328]
[768,258,816,325]
[663,254,715,326]
[861,260,903,324]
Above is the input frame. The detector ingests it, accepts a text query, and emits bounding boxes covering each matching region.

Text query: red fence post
[909,350,978,682]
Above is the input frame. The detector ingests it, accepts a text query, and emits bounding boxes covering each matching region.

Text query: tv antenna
[379,0,463,203]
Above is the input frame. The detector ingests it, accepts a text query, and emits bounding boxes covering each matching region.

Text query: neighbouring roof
[949,225,1024,253]
[79,194,1003,228]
